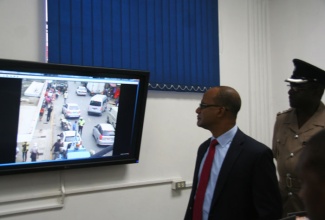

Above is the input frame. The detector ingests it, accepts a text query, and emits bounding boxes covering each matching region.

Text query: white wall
[0,0,46,62]
[269,0,325,111]
[0,0,324,219]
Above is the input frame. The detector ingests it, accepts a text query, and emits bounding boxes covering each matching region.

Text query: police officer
[273,59,325,217]
[22,141,29,162]
[78,117,85,135]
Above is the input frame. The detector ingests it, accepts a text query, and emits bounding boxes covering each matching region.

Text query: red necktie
[193,139,218,220]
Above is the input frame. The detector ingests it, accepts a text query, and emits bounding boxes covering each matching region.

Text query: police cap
[285,59,325,85]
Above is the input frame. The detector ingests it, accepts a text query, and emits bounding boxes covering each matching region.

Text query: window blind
[48,0,219,92]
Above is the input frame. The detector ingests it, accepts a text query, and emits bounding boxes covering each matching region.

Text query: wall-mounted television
[0,59,149,175]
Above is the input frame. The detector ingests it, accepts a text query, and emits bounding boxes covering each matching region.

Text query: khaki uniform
[272,102,325,216]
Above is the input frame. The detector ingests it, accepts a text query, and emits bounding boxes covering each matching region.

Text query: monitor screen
[0,59,149,175]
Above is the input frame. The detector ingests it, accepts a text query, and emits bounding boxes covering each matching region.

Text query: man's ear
[215,107,227,117]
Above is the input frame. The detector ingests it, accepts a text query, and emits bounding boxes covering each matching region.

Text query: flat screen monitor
[0,59,149,175]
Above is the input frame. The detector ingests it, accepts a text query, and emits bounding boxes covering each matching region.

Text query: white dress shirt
[198,125,238,220]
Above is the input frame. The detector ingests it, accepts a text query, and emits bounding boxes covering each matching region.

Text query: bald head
[196,86,241,136]
[209,86,241,118]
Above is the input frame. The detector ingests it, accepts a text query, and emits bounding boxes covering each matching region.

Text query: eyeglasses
[199,103,223,109]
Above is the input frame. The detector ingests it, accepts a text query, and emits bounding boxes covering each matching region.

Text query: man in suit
[185,86,282,220]
[272,59,325,217]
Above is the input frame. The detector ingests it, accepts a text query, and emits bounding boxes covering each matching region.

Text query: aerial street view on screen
[16,79,120,163]
[0,59,147,174]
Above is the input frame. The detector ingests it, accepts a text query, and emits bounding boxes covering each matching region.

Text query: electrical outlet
[172,180,186,190]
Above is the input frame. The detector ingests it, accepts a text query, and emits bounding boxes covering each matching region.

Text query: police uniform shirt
[272,102,325,213]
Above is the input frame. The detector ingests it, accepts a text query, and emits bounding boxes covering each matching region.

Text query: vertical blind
[48,0,219,92]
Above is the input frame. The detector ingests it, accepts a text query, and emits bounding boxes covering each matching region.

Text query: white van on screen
[107,106,118,128]
[87,94,108,115]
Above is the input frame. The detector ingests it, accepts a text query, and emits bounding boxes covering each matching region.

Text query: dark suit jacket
[185,129,282,220]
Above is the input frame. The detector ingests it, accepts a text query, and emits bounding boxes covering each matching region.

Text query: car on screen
[55,80,68,92]
[92,123,115,146]
[62,103,81,118]
[59,130,83,151]
[76,86,87,96]
[63,147,92,160]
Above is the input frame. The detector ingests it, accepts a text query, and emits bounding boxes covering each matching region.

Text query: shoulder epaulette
[276,108,292,116]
